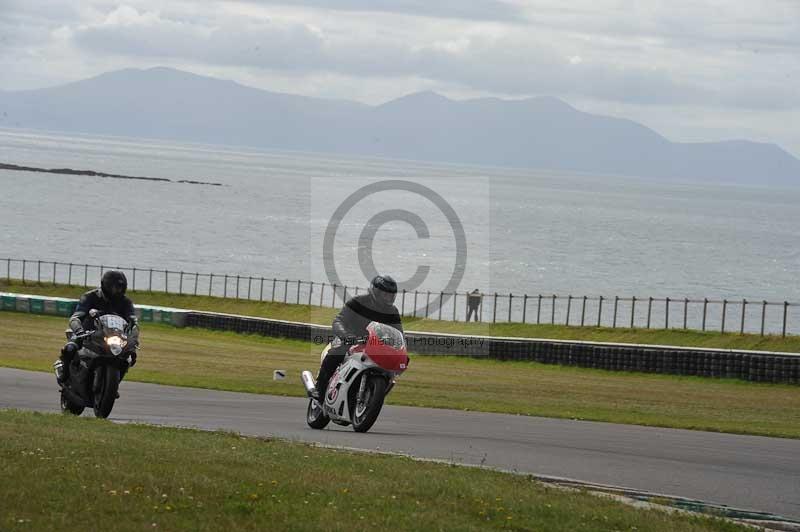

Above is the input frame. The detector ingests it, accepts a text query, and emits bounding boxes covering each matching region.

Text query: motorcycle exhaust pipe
[301,371,317,397]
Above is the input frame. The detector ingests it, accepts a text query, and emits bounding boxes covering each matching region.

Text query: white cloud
[1,0,799,154]
[64,6,714,106]
[228,0,527,22]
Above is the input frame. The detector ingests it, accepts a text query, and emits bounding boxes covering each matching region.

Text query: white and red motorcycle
[302,322,408,433]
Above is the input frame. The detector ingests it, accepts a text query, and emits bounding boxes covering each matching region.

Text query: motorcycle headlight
[105,336,127,356]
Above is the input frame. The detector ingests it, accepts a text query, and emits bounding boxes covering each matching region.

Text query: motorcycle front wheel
[93,366,120,419]
[307,399,330,429]
[352,376,386,433]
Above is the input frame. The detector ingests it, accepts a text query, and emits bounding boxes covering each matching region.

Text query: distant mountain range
[2,67,798,185]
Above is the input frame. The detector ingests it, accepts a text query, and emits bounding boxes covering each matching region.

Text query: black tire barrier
[182,311,800,385]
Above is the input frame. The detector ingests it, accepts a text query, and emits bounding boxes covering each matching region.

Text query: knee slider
[62,342,79,357]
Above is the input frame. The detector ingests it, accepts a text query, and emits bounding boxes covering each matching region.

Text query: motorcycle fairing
[323,354,378,423]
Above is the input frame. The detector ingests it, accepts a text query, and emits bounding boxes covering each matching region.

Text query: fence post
[425,291,431,318]
[308,282,314,306]
[646,297,652,329]
[580,296,587,326]
[68,263,73,286]
[613,296,618,328]
[783,301,789,338]
[148,268,153,293]
[721,299,727,334]
[401,289,406,316]
[272,278,277,302]
[597,296,603,327]
[508,294,513,322]
[702,298,708,331]
[223,274,227,298]
[438,292,444,320]
[551,295,556,324]
[343,286,348,303]
[180,271,184,295]
[297,280,301,304]
[331,284,337,307]
[761,300,767,336]
[413,291,418,318]
[566,296,572,326]
[537,295,542,324]
[247,277,253,300]
[665,297,670,329]
[683,298,688,329]
[492,293,498,323]
[284,279,289,303]
[52,261,56,285]
[630,296,636,328]
[260,277,264,301]
[235,275,240,299]
[37,260,41,284]
[194,273,199,296]
[208,273,213,296]
[522,294,528,324]
[6,258,10,283]
[740,299,747,335]
[319,283,325,307]
[165,270,170,293]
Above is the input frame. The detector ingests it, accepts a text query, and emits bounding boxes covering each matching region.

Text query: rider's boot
[53,359,66,385]
[311,369,330,402]
[55,342,79,385]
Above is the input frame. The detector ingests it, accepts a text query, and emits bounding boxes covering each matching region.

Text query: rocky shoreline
[0,162,224,187]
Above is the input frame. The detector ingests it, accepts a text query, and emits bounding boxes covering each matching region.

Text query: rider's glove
[128,351,137,367]
[69,316,84,335]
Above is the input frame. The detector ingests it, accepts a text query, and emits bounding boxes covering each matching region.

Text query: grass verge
[2,279,798,353]
[0,409,747,532]
[2,312,799,438]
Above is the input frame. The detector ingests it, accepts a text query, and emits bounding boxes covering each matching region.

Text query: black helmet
[101,270,128,301]
[369,275,398,307]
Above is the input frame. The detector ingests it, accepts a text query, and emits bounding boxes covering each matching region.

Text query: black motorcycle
[56,310,138,418]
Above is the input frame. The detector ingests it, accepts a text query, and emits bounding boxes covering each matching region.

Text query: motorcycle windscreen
[365,322,409,372]
[99,314,128,334]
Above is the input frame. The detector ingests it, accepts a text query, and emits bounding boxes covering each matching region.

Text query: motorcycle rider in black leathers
[54,270,138,384]
[312,275,403,400]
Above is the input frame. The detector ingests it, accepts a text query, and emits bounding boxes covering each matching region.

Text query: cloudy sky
[2,0,799,156]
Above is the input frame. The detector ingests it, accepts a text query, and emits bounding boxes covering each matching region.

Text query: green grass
[3,279,798,353]
[2,312,799,438]
[0,409,747,532]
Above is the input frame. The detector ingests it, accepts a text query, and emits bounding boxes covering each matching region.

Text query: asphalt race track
[2,367,799,520]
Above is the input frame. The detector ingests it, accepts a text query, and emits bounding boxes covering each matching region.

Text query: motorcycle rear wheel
[93,366,120,419]
[352,376,386,433]
[60,392,84,416]
[306,399,330,429]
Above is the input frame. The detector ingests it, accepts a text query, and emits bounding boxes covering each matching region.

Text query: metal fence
[1,257,797,336]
